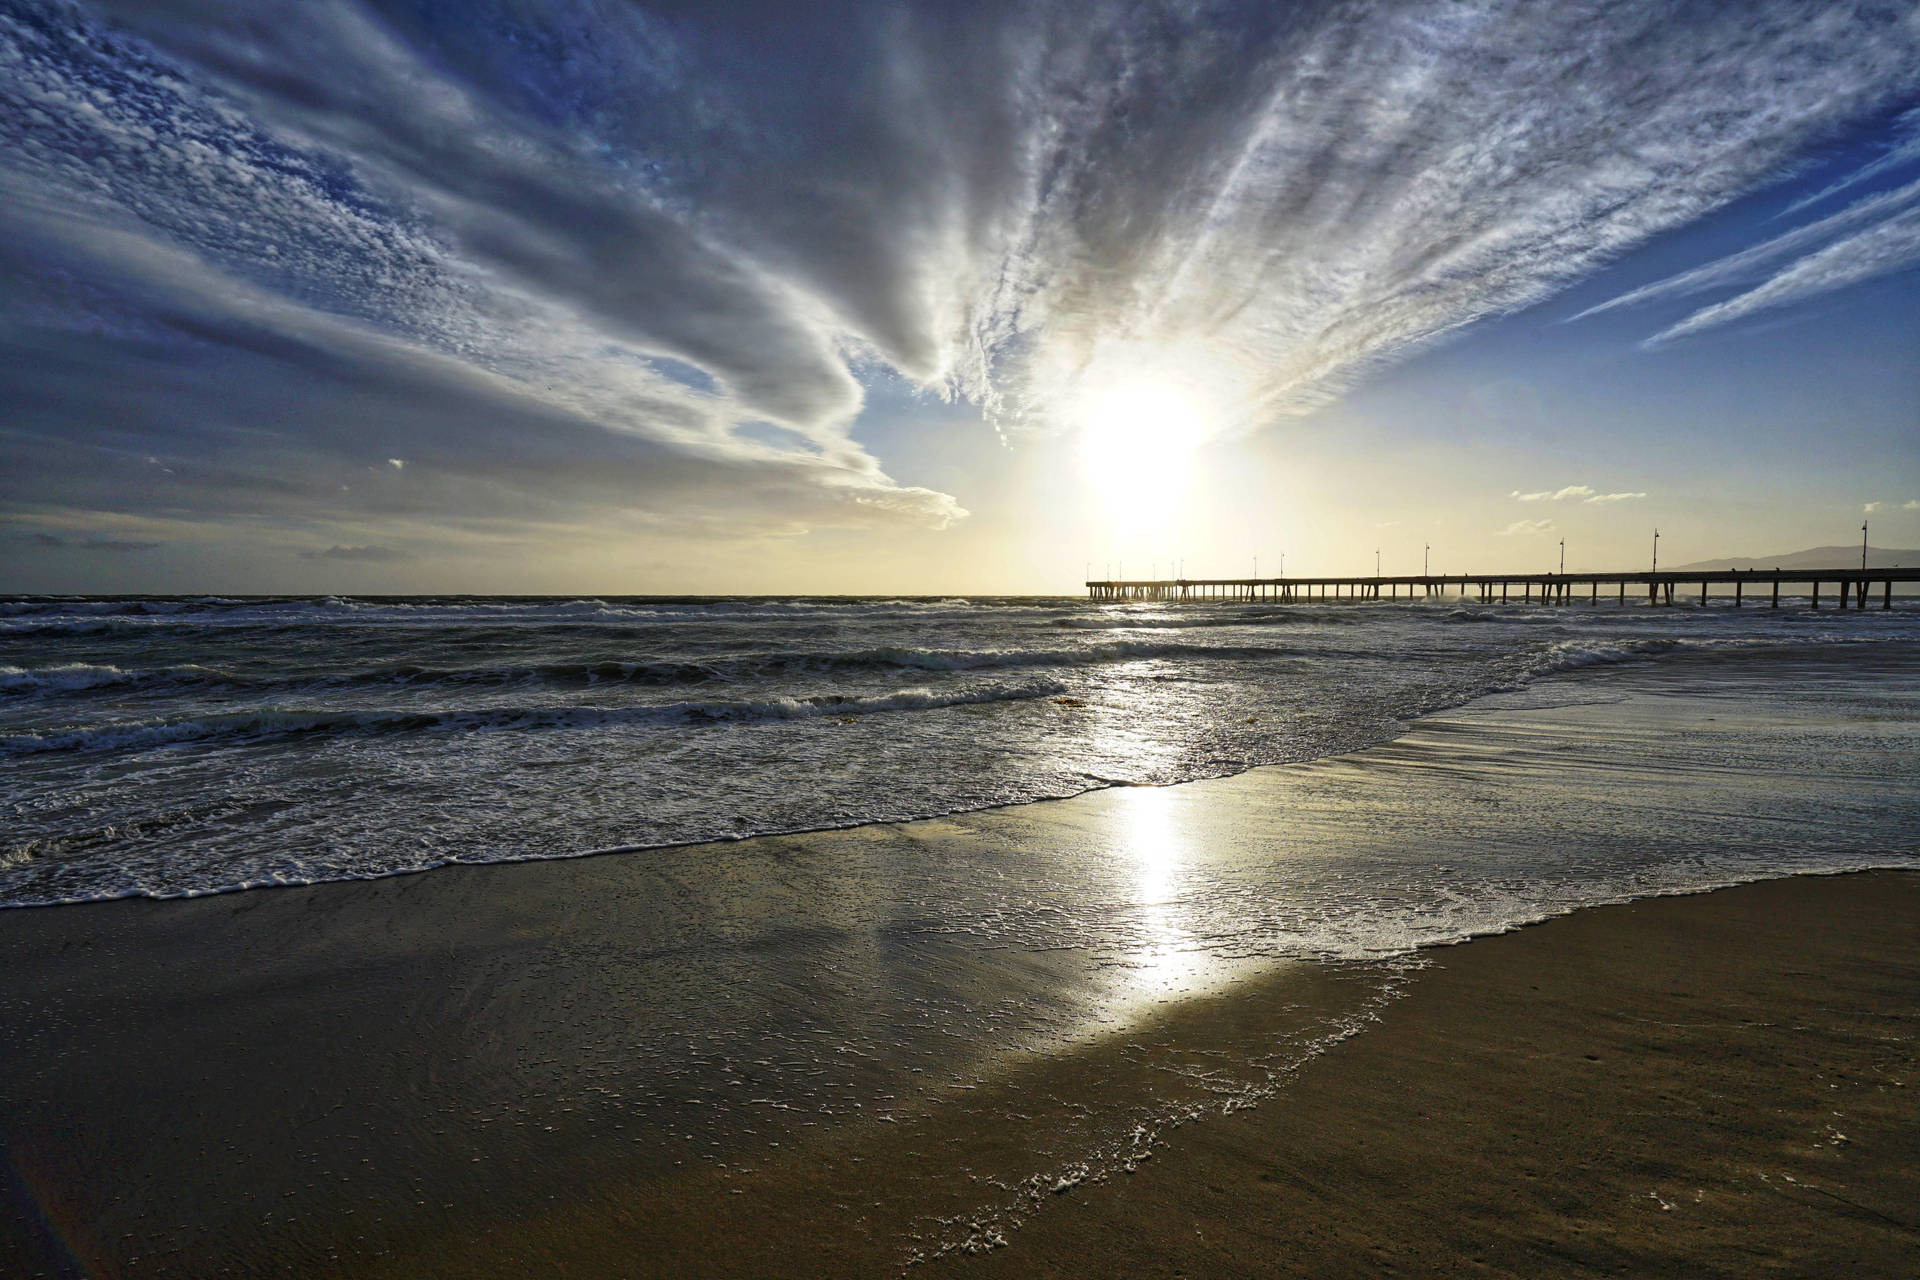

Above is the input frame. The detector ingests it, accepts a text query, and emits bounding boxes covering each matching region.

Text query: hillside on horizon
[1670,546,1920,572]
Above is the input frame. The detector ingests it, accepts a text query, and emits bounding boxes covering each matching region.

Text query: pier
[1086,568,1918,609]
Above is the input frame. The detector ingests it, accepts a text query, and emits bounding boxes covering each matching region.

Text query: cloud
[1905,500,1920,511]
[1865,501,1885,512]
[1573,167,1920,344]
[1649,202,1920,344]
[298,544,407,562]
[1776,106,1920,219]
[1,1,1917,559]
[1512,486,1595,503]
[1498,519,1555,536]
[13,532,159,552]
[1575,175,1920,323]
[386,458,405,470]
[1510,486,1644,504]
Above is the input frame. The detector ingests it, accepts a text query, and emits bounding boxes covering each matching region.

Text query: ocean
[3,592,1916,915]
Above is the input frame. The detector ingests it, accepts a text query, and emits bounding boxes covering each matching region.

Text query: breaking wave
[0,679,1069,756]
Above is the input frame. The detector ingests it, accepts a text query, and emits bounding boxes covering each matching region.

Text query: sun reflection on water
[1104,784,1208,1001]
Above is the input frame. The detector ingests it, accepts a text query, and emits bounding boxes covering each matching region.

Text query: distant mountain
[1670,546,1920,571]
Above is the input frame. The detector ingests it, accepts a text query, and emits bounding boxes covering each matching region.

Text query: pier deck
[1086,569,1919,609]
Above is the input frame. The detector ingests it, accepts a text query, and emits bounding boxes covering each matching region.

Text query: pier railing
[1086,569,1918,610]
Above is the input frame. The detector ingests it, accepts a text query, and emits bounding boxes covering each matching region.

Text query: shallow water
[4,592,1916,907]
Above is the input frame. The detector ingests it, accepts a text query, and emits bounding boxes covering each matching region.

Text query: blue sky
[2,1,1918,593]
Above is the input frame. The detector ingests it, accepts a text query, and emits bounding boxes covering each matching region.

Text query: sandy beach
[4,659,1916,1278]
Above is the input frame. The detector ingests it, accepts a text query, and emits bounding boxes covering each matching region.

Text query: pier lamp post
[1375,548,1381,577]
[1862,519,1869,571]
[1559,538,1565,574]
[1423,543,1430,575]
[1652,529,1659,573]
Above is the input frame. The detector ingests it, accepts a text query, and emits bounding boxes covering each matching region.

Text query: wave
[774,638,1303,674]
[350,642,1284,685]
[0,639,1298,702]
[1051,606,1371,630]
[0,593,1037,633]
[1526,637,1684,674]
[2,663,138,694]
[0,661,249,695]
[0,679,1069,757]
[1517,633,1891,679]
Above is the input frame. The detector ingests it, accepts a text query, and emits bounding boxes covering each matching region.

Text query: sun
[1073,374,1213,543]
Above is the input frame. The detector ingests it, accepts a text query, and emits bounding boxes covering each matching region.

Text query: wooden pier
[1086,569,1918,609]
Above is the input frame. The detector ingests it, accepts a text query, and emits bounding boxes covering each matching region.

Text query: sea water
[3,592,1916,909]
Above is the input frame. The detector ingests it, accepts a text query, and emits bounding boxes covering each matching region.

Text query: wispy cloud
[1572,170,1920,344]
[1776,106,1920,219]
[16,532,160,553]
[1905,500,1920,511]
[1865,501,1885,512]
[298,544,407,563]
[1649,203,1920,344]
[1498,519,1555,536]
[1,2,1917,557]
[1511,486,1646,505]
[1575,175,1920,320]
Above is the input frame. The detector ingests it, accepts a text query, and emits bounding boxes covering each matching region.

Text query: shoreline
[3,656,1916,1276]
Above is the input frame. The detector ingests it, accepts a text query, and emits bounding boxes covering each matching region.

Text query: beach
[4,640,1916,1278]
[11,3,1920,1274]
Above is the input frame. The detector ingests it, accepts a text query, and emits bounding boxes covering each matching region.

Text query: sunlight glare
[1074,374,1214,543]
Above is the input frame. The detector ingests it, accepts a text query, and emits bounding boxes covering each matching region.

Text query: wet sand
[3,661,1916,1277]
[14,874,1905,1279]
[283,874,1913,1280]
[933,870,1920,1279]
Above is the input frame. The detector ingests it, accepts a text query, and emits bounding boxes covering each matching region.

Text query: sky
[2,0,1918,595]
